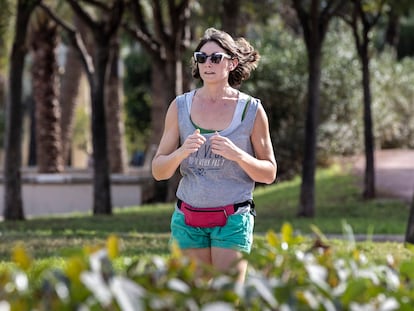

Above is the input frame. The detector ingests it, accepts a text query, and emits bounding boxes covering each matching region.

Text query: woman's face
[196,41,234,85]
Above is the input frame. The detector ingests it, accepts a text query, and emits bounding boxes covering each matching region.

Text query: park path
[342,149,413,242]
[350,149,414,203]
[10,149,413,223]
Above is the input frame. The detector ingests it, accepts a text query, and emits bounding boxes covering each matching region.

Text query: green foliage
[371,49,414,148]
[397,14,414,58]
[318,20,363,157]
[244,17,308,178]
[244,18,364,176]
[319,19,414,151]
[243,16,414,179]
[118,7,414,176]
[123,46,152,157]
[1,224,414,310]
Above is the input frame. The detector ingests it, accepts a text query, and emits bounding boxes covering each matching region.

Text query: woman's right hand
[152,101,206,181]
[180,129,206,157]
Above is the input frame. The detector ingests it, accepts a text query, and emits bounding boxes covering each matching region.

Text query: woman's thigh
[211,247,248,282]
[182,248,212,265]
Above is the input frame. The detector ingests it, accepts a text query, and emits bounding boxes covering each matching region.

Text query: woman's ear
[230,58,239,70]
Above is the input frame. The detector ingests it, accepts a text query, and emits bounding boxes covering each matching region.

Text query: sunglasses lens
[195,53,207,63]
[210,54,223,64]
[195,52,229,64]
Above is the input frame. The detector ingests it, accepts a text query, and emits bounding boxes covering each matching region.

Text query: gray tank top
[175,89,259,208]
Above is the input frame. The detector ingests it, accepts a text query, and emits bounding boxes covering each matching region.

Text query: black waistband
[177,199,254,213]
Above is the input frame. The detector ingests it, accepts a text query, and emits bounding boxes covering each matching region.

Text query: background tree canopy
[123,10,414,176]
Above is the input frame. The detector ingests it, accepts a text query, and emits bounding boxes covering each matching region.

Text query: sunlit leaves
[265,230,279,247]
[11,243,32,271]
[2,227,414,309]
[64,255,87,284]
[106,234,120,260]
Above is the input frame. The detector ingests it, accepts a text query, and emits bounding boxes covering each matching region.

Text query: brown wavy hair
[191,28,260,88]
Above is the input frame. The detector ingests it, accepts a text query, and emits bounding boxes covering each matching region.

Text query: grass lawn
[0,164,412,264]
[254,165,410,235]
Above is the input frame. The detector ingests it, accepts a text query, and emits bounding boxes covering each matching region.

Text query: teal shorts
[170,208,255,253]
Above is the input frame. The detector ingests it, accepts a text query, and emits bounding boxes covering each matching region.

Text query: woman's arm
[151,100,206,181]
[209,103,277,184]
[241,104,277,184]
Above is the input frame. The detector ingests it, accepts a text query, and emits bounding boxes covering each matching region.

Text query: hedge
[1,224,414,310]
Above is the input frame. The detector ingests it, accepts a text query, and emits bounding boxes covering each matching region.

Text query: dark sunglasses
[194,52,232,64]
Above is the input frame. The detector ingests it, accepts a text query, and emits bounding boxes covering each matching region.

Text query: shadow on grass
[253,167,409,235]
[0,204,173,236]
[0,166,409,260]
[0,204,174,260]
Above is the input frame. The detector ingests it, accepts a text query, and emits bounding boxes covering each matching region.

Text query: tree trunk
[221,0,241,37]
[3,0,40,220]
[0,74,5,110]
[360,39,376,199]
[30,14,63,173]
[105,36,127,173]
[126,0,191,202]
[347,0,382,200]
[291,0,345,218]
[384,8,400,49]
[91,41,112,215]
[60,15,87,166]
[150,59,175,146]
[64,0,124,215]
[404,188,414,244]
[27,96,36,166]
[149,58,176,202]
[297,42,322,218]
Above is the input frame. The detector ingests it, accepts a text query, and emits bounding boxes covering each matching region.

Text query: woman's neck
[199,85,236,103]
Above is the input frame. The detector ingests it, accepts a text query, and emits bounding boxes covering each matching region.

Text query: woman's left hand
[209,132,241,161]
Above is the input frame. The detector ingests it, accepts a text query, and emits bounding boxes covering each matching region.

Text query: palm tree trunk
[64,0,124,215]
[60,15,86,166]
[30,13,63,173]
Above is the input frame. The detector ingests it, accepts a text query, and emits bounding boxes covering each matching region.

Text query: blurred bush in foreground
[1,224,414,310]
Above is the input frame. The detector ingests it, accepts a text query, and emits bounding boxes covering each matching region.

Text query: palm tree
[29,8,64,173]
[65,0,125,214]
[60,14,89,166]
[38,0,123,215]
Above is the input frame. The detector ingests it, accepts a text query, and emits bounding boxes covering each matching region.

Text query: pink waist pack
[178,200,236,228]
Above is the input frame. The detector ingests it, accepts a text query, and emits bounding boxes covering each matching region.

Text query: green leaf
[281,223,294,244]
[266,230,279,247]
